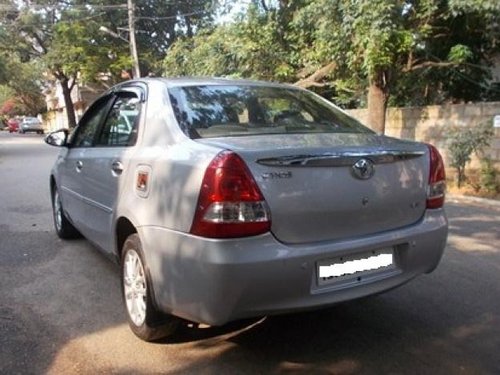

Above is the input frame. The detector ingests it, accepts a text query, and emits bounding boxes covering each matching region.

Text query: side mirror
[45,129,69,147]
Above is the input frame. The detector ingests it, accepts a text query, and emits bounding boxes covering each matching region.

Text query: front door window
[71,96,113,147]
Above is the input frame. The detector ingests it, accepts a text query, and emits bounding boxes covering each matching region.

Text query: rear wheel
[52,186,80,239]
[121,234,179,341]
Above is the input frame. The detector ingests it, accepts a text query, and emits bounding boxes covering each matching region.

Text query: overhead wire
[0,1,215,25]
[137,9,211,20]
[0,8,212,28]
[0,0,212,11]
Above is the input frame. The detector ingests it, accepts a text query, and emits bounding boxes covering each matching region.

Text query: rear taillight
[427,144,446,209]
[190,151,271,238]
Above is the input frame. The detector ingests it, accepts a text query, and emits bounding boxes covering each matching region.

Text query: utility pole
[127,0,141,78]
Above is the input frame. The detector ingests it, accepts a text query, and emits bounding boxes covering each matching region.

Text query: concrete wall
[346,102,500,175]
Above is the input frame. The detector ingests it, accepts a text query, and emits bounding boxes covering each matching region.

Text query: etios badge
[351,158,374,180]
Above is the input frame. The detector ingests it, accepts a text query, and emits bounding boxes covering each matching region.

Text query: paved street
[1,132,499,375]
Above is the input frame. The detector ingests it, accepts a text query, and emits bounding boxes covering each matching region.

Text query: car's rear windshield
[168,85,373,139]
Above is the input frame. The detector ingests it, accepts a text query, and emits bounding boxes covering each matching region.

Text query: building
[43,79,105,132]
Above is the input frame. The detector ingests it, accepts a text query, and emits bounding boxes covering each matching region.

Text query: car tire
[121,234,179,341]
[52,186,81,239]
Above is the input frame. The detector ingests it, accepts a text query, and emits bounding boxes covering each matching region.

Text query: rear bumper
[21,127,44,133]
[139,209,447,325]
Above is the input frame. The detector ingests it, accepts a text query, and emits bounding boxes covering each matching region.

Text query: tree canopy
[0,53,45,116]
[0,0,217,126]
[164,0,500,133]
[0,0,498,131]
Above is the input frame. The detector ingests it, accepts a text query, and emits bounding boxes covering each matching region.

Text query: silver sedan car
[19,116,44,134]
[45,78,448,341]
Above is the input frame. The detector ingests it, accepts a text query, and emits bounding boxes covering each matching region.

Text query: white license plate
[318,249,394,285]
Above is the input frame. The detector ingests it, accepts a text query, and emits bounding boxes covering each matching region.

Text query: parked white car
[45,78,448,341]
[19,117,44,134]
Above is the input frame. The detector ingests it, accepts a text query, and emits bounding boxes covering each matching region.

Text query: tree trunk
[60,77,77,129]
[367,71,390,134]
[367,81,388,134]
[185,16,193,38]
[457,166,465,188]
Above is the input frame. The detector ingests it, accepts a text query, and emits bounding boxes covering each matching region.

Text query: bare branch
[405,60,490,72]
[433,33,450,39]
[31,32,48,54]
[69,77,77,91]
[294,62,337,88]
[404,61,457,72]
[98,81,112,90]
[53,68,67,82]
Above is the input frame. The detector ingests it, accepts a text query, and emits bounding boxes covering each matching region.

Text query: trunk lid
[197,133,430,244]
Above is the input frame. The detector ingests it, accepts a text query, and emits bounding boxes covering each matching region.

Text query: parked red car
[7,118,19,133]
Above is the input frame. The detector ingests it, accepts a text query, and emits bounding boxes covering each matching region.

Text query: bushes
[479,159,499,194]
[447,122,494,188]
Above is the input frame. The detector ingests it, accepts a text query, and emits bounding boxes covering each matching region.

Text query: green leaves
[447,44,473,63]
[162,0,499,133]
[0,0,496,125]
[0,53,45,115]
[164,6,292,81]
[449,0,500,14]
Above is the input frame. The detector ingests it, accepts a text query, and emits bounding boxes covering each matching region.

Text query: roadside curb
[447,194,500,207]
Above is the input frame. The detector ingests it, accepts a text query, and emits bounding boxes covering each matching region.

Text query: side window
[96,93,141,147]
[71,96,113,148]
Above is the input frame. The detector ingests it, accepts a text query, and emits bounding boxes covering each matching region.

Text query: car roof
[119,77,300,90]
[102,77,306,104]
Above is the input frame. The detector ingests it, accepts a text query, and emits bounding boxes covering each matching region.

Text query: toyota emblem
[351,158,375,180]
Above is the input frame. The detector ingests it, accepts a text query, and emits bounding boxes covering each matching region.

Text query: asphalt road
[1,132,499,375]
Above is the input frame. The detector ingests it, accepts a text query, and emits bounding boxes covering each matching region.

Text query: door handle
[76,160,83,171]
[111,161,124,174]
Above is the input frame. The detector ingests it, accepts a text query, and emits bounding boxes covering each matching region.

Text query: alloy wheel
[123,249,147,326]
[54,190,63,231]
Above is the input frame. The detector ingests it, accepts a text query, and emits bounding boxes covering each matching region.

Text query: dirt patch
[447,185,500,200]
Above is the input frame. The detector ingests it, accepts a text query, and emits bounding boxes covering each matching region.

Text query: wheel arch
[50,175,56,194]
[116,216,137,259]
[116,219,166,317]
[49,175,57,204]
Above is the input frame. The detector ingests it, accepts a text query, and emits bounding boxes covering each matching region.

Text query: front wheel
[52,186,80,239]
[121,234,179,341]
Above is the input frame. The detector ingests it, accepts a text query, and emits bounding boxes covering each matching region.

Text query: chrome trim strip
[61,186,113,214]
[256,150,425,167]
